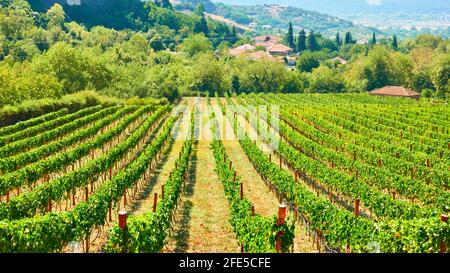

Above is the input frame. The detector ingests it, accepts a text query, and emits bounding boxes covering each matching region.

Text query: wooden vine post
[85,233,90,253]
[84,186,89,202]
[276,204,287,253]
[109,203,112,222]
[441,214,448,253]
[118,211,128,253]
[153,193,158,212]
[119,211,128,230]
[252,205,255,216]
[354,199,360,217]
[240,183,243,200]
[162,184,165,200]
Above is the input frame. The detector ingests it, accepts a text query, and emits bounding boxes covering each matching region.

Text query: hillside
[218,3,381,38]
[174,1,381,39]
[215,0,450,37]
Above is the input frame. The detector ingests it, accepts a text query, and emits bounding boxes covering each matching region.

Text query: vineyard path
[227,97,318,253]
[164,97,240,253]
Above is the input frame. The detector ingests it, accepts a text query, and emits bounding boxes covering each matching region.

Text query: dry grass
[130,111,190,216]
[220,110,280,217]
[164,139,240,253]
[163,98,239,253]
[226,98,318,253]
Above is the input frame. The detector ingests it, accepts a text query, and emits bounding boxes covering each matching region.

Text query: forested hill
[28,0,149,29]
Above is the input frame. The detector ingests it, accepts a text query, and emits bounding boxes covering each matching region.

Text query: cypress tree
[370,32,376,45]
[297,29,306,52]
[335,32,342,46]
[344,32,353,44]
[392,35,398,50]
[194,16,209,36]
[307,30,317,51]
[287,22,295,50]
[231,75,240,94]
[194,3,205,16]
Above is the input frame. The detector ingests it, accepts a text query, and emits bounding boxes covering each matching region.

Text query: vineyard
[0,93,448,253]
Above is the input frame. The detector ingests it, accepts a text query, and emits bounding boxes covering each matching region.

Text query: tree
[415,34,443,49]
[46,4,65,29]
[430,54,450,98]
[392,35,398,50]
[286,21,295,50]
[0,2,34,41]
[149,34,165,52]
[297,51,320,72]
[335,32,342,46]
[189,53,229,96]
[344,32,354,44]
[238,60,288,93]
[36,42,112,94]
[231,74,240,94]
[229,25,238,46]
[347,45,412,91]
[308,65,346,93]
[194,3,205,17]
[178,34,212,57]
[297,29,306,53]
[194,16,209,36]
[370,32,376,45]
[410,47,435,92]
[281,71,309,93]
[307,31,317,51]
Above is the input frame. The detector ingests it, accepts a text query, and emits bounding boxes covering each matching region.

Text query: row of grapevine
[0,105,170,220]
[275,94,447,159]
[0,105,105,146]
[324,94,449,136]
[0,106,151,197]
[0,106,121,158]
[0,108,69,137]
[283,107,449,188]
[106,107,194,253]
[0,106,136,173]
[226,93,449,253]
[277,109,449,212]
[244,94,447,217]
[260,94,449,185]
[265,93,443,159]
[0,107,177,252]
[210,99,295,253]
